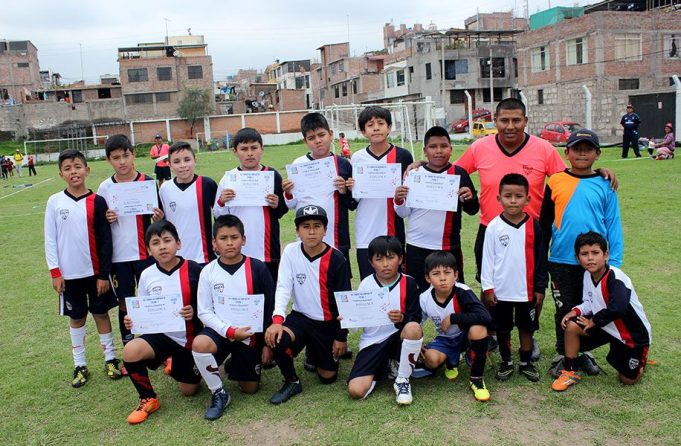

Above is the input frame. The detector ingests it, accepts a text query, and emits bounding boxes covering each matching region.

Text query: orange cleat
[127,397,160,424]
[164,357,172,375]
[551,370,581,392]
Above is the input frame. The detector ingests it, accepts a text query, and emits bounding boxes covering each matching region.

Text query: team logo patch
[213,283,224,293]
[499,234,510,247]
[151,286,162,295]
[255,364,262,376]
[302,205,319,216]
[529,308,536,321]
[59,209,69,220]
[588,291,593,298]
[629,358,640,370]
[296,273,306,285]
[66,301,73,311]
[169,201,177,212]
[522,165,533,176]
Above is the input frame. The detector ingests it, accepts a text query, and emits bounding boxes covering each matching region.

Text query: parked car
[472,120,498,138]
[451,108,492,133]
[540,121,582,143]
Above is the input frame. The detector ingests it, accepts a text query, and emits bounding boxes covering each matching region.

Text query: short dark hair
[105,134,133,157]
[339,132,345,138]
[574,231,608,255]
[424,126,451,147]
[145,219,180,247]
[58,149,87,169]
[499,172,529,194]
[368,236,404,259]
[213,215,245,238]
[424,251,458,274]
[496,98,526,117]
[358,106,392,131]
[301,112,330,137]
[168,141,195,159]
[233,127,263,149]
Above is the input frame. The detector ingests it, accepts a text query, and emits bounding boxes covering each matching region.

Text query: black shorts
[347,331,402,381]
[339,247,353,279]
[62,276,117,319]
[576,324,649,381]
[140,333,201,384]
[111,259,154,303]
[406,243,465,292]
[265,260,279,285]
[356,248,374,281]
[154,165,172,181]
[283,311,339,373]
[199,327,263,382]
[490,301,538,333]
[473,224,487,282]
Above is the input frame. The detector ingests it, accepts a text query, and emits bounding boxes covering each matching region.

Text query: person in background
[339,132,352,158]
[150,134,171,186]
[28,154,37,176]
[620,104,641,159]
[650,123,675,160]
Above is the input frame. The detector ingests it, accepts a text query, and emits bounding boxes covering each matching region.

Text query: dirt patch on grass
[218,419,310,445]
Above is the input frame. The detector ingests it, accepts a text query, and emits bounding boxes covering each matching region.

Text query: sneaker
[204,388,231,420]
[551,370,581,392]
[531,338,541,362]
[579,352,601,376]
[340,348,353,360]
[164,357,172,375]
[469,379,491,402]
[444,366,459,381]
[127,397,160,424]
[495,361,514,381]
[270,381,302,405]
[518,363,541,382]
[105,359,123,380]
[387,359,399,380]
[548,355,565,379]
[393,378,413,405]
[71,365,89,388]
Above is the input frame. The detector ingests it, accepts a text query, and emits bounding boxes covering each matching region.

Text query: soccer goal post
[24,135,110,164]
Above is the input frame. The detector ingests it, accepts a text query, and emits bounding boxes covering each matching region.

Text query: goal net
[23,135,110,164]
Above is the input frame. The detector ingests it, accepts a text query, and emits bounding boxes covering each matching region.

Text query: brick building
[0,40,41,104]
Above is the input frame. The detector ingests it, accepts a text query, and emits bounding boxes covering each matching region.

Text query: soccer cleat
[518,363,541,382]
[531,338,541,362]
[579,352,601,376]
[105,359,123,380]
[163,357,172,375]
[393,378,413,405]
[444,366,459,381]
[204,388,231,421]
[495,361,514,381]
[469,379,491,401]
[270,381,302,405]
[551,370,581,392]
[71,365,89,388]
[127,397,160,424]
[549,355,565,379]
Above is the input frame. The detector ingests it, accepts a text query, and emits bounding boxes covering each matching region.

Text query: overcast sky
[2,0,590,84]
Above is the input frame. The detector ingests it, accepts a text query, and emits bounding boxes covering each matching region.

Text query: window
[513,58,518,78]
[352,79,357,94]
[664,34,680,59]
[9,41,28,51]
[71,90,83,103]
[537,89,544,105]
[334,86,339,98]
[342,83,347,96]
[396,70,405,86]
[408,66,414,83]
[331,64,337,75]
[187,66,203,79]
[295,76,306,89]
[157,67,172,81]
[531,46,550,72]
[386,72,395,88]
[156,92,171,102]
[339,60,344,72]
[567,37,588,65]
[16,62,29,68]
[614,34,642,62]
[425,63,432,80]
[442,59,469,80]
[98,88,111,99]
[480,57,505,78]
[618,78,640,90]
[127,68,148,82]
[482,87,504,103]
[450,90,465,104]
[127,93,153,104]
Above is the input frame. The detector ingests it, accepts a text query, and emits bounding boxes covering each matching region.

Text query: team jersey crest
[499,234,509,247]
[59,209,69,220]
[629,358,640,370]
[169,201,177,212]
[296,273,306,285]
[213,283,224,293]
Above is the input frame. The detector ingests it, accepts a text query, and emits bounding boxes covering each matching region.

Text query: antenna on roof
[163,18,171,44]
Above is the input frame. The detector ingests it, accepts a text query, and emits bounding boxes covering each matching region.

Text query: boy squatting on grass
[44,149,122,388]
[551,231,651,391]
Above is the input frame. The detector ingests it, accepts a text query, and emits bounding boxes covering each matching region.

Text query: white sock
[192,351,223,392]
[398,337,423,379]
[70,326,87,367]
[99,332,116,361]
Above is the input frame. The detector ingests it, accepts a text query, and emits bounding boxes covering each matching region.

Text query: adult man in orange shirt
[149,134,171,186]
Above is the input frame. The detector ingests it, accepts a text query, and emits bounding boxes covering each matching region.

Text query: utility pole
[79,43,84,83]
[163,17,171,44]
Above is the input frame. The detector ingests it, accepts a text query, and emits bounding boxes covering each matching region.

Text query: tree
[177,88,213,137]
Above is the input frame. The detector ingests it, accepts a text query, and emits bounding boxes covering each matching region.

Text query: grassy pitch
[0,142,679,445]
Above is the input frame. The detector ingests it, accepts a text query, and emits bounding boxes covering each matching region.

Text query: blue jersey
[540,170,623,267]
[620,112,640,135]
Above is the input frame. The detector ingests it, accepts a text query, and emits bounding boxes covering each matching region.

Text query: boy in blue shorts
[420,251,492,401]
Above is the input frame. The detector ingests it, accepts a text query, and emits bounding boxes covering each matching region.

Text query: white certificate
[109,180,158,216]
[221,170,274,207]
[285,157,336,198]
[125,294,184,335]
[352,163,402,199]
[334,288,392,329]
[214,294,265,333]
[405,171,460,212]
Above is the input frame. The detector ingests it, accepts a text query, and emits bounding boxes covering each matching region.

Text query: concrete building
[0,40,41,104]
[117,34,215,120]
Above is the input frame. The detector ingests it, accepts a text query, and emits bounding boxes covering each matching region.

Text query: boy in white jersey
[265,205,351,404]
[552,232,651,391]
[420,251,492,401]
[192,215,275,420]
[98,135,160,347]
[213,127,288,282]
[45,150,121,387]
[481,174,548,383]
[346,236,423,405]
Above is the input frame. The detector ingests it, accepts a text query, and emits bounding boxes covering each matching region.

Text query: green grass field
[0,141,679,445]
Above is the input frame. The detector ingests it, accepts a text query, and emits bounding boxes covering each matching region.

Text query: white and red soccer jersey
[575,266,651,347]
[213,166,288,262]
[395,164,479,250]
[137,258,203,348]
[420,283,491,338]
[357,272,421,350]
[98,172,155,263]
[159,175,217,264]
[197,256,275,339]
[455,134,566,225]
[44,190,112,280]
[481,213,548,302]
[350,145,413,249]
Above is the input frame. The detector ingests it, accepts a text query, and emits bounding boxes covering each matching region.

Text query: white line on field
[0,177,54,200]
